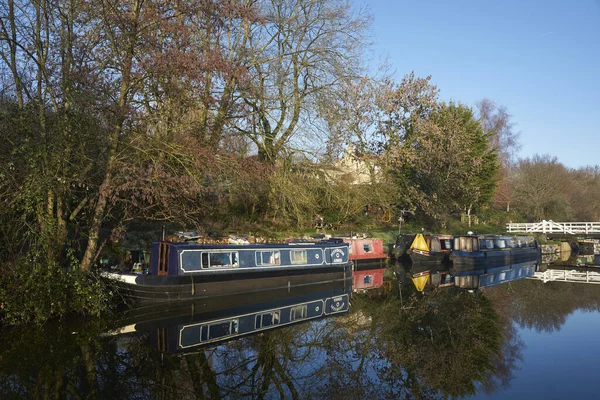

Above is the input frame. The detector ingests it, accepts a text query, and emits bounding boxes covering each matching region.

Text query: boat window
[255,311,280,328]
[465,238,472,252]
[495,239,506,249]
[258,250,281,265]
[291,305,308,320]
[291,249,308,264]
[454,238,460,250]
[181,251,201,271]
[441,240,451,250]
[472,238,479,251]
[363,275,373,284]
[199,252,239,269]
[363,243,373,253]
[430,240,441,252]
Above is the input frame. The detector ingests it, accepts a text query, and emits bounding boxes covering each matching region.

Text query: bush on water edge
[0,251,115,326]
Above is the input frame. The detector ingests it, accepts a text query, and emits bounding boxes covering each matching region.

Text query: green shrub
[0,250,114,325]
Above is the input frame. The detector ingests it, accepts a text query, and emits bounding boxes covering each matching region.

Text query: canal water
[1,273,599,399]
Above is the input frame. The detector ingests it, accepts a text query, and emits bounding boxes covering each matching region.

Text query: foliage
[389,102,499,224]
[511,154,573,221]
[0,251,113,325]
[3,0,586,326]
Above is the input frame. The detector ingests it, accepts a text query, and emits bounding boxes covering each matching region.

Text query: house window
[258,250,281,265]
[291,250,308,264]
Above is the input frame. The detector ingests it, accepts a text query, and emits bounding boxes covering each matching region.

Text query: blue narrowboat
[102,238,352,302]
[450,234,540,269]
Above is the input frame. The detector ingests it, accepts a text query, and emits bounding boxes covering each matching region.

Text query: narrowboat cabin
[392,233,417,261]
[102,238,352,302]
[450,234,540,269]
[393,233,452,268]
[342,237,388,292]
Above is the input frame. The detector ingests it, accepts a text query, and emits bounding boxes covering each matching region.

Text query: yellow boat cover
[412,273,430,292]
[410,234,430,252]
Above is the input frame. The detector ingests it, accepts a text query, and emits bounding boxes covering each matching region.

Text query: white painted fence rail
[506,220,600,235]
[529,269,600,285]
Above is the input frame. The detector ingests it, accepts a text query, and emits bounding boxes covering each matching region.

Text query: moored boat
[450,234,540,270]
[393,233,452,268]
[342,236,387,292]
[102,238,352,302]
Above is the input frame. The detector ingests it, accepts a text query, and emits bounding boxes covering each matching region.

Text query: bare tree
[476,98,521,166]
[476,99,521,213]
[229,0,371,162]
[512,155,572,221]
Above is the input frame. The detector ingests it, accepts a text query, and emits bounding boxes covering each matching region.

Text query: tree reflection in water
[0,288,528,399]
[486,278,600,333]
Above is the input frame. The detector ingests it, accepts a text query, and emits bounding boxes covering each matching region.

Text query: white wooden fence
[506,220,600,235]
[529,269,600,285]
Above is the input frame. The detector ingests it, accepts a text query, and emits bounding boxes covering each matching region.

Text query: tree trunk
[467,204,472,228]
[80,0,141,270]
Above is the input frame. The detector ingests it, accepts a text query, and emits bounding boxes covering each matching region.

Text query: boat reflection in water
[396,243,542,292]
[109,281,351,354]
[453,260,539,290]
[401,258,455,292]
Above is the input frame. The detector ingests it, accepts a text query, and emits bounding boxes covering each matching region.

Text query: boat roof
[160,239,347,250]
[453,234,533,240]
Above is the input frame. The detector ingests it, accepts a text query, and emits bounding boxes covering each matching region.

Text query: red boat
[342,237,388,293]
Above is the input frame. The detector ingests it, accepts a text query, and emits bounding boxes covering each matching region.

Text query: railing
[506,220,600,235]
[529,269,600,285]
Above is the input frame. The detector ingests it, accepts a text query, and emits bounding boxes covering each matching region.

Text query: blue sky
[364,0,600,168]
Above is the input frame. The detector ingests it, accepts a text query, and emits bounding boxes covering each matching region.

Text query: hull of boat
[451,247,540,270]
[410,250,450,268]
[352,258,387,271]
[104,263,352,303]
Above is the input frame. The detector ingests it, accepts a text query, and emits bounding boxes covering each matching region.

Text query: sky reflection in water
[475,309,600,400]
